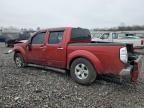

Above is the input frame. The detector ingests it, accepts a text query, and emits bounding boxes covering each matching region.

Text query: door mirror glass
[26,40,32,51]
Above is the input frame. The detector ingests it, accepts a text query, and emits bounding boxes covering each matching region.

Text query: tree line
[93,25,144,31]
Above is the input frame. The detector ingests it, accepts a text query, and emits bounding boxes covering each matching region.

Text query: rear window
[71,28,91,41]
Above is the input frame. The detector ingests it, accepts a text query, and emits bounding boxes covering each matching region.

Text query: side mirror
[27,41,32,51]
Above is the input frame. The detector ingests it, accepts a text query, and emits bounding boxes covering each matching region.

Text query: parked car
[92,32,144,48]
[0,35,6,42]
[8,27,143,85]
[4,33,20,47]
[5,31,32,47]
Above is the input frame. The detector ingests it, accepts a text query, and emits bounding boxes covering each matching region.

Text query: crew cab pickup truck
[92,32,144,48]
[8,27,143,85]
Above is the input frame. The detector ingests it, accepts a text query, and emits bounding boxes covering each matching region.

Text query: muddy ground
[0,43,144,108]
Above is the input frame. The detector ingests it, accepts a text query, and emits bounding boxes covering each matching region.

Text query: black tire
[70,58,97,85]
[14,53,26,68]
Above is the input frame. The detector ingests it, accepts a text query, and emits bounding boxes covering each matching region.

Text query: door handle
[40,46,44,48]
[40,45,46,48]
[57,47,64,50]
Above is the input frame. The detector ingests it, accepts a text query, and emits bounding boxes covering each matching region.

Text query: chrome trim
[57,47,64,50]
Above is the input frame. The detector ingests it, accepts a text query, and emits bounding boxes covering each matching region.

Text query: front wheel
[70,58,97,85]
[14,53,26,68]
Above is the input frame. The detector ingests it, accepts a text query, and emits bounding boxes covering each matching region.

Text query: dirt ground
[0,43,144,108]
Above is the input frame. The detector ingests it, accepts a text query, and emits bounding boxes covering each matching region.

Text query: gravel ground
[0,42,144,108]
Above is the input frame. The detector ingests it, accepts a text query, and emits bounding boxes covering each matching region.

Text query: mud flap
[131,56,143,82]
[131,63,139,82]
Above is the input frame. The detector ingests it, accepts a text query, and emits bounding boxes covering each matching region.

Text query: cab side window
[112,33,118,39]
[48,31,63,44]
[100,33,109,39]
[31,32,45,44]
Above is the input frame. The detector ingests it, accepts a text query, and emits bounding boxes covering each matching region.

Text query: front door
[27,32,46,64]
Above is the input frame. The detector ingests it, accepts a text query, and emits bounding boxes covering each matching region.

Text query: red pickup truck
[9,27,143,85]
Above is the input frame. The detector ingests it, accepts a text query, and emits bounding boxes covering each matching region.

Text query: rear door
[45,30,67,68]
[27,32,46,64]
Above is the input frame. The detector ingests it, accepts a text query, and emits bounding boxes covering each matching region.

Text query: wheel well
[69,57,97,72]
[69,56,81,69]
[14,51,21,60]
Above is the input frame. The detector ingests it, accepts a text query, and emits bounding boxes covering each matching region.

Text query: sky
[0,0,144,29]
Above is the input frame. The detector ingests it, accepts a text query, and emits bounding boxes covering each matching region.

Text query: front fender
[13,46,27,61]
[67,50,104,74]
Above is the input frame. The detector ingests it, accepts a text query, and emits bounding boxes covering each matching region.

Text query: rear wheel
[70,58,97,85]
[14,53,26,68]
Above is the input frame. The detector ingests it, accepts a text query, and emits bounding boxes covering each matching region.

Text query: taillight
[120,47,128,64]
[141,40,144,45]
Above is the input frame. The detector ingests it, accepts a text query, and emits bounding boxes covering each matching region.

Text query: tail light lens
[120,47,128,63]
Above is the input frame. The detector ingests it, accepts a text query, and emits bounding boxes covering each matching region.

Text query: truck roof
[37,27,72,32]
[37,27,88,32]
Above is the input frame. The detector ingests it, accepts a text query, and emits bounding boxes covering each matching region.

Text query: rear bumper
[119,55,143,82]
[120,65,133,76]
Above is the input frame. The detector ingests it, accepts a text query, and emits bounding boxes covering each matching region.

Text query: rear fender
[67,50,104,74]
